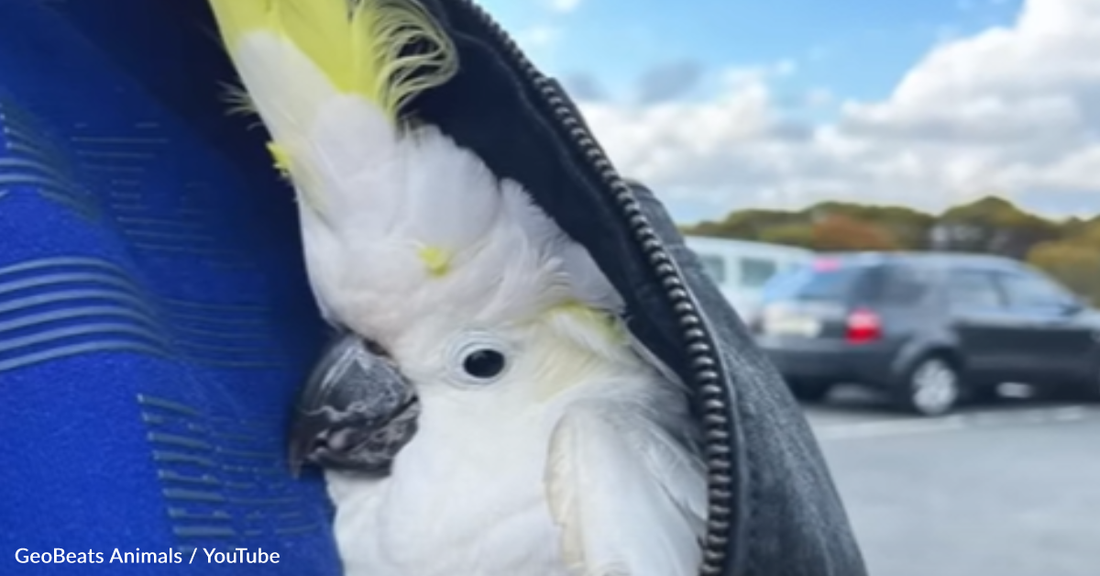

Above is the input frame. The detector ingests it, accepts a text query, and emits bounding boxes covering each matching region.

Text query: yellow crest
[207,0,457,123]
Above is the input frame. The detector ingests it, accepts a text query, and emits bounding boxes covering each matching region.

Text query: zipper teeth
[453,1,736,574]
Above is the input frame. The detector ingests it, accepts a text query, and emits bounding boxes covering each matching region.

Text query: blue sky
[470,1,1100,225]
[480,0,1020,117]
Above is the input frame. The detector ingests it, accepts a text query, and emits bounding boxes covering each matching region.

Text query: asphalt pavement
[804,386,1100,576]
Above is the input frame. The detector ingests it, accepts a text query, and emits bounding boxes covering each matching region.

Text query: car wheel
[788,378,832,403]
[897,356,961,417]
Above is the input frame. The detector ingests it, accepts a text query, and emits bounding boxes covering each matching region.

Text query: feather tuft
[221,82,258,118]
[266,141,293,177]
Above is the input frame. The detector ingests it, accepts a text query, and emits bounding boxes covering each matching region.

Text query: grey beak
[288,331,419,477]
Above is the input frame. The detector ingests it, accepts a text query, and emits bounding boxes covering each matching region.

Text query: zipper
[452,1,737,574]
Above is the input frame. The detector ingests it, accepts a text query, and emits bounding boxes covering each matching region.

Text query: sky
[476,0,1100,224]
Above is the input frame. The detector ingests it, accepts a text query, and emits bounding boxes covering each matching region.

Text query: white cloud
[721,60,798,88]
[575,0,1100,221]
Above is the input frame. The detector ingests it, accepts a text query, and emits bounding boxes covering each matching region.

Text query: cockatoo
[204,0,707,574]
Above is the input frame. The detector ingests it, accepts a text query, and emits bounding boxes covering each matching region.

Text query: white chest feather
[326,402,571,576]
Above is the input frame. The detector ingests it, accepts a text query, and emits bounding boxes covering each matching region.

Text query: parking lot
[805,387,1100,576]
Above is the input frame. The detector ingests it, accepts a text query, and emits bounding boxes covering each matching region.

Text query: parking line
[812,405,1099,441]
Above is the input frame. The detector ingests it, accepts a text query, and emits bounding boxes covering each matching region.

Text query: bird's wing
[546,399,707,576]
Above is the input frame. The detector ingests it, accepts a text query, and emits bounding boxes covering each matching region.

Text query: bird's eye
[447,331,512,386]
[462,348,506,380]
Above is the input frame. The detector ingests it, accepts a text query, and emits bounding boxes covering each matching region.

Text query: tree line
[683,195,1100,303]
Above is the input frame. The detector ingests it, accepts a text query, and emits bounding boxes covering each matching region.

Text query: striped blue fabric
[0,1,343,573]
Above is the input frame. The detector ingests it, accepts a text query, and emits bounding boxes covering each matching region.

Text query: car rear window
[761,259,870,303]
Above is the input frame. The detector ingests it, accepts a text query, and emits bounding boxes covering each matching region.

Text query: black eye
[462,349,506,380]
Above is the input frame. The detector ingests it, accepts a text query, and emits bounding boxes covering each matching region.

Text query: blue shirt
[0,1,343,573]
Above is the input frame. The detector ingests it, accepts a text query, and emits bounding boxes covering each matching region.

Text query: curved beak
[288,331,419,477]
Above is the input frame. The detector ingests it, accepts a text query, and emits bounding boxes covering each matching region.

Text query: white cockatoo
[204,0,707,574]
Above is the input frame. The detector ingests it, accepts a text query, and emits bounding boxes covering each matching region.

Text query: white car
[684,235,813,320]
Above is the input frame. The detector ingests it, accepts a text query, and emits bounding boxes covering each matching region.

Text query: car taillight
[845,308,881,344]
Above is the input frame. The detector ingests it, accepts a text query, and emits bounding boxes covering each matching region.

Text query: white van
[684,235,813,320]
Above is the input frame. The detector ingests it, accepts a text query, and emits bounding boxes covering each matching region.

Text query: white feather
[295,112,615,347]
[546,400,706,576]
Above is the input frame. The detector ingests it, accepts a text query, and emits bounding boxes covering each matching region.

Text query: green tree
[810,214,900,251]
[686,209,804,241]
[804,201,935,250]
[681,193,1095,291]
[757,223,816,248]
[1069,216,1100,245]
[1027,240,1100,304]
[937,195,1061,258]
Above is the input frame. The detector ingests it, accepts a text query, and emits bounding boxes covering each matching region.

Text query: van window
[739,257,778,288]
[695,253,727,283]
